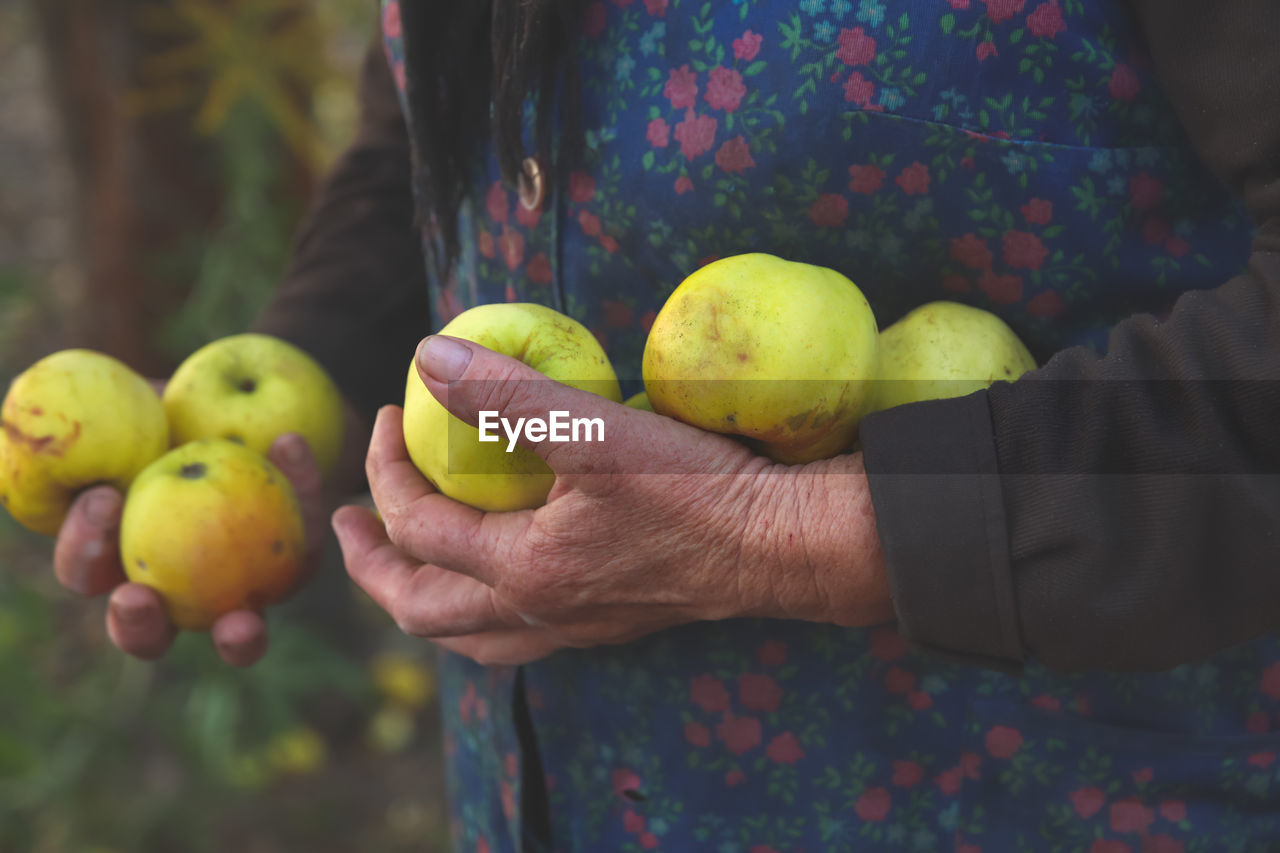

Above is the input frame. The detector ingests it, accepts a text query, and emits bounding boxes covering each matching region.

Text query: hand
[54,432,331,666]
[333,336,893,667]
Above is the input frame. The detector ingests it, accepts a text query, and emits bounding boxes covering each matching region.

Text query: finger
[106,583,177,660]
[332,504,527,636]
[268,432,327,571]
[413,334,633,473]
[432,629,563,667]
[211,610,269,667]
[365,406,526,586]
[54,486,126,596]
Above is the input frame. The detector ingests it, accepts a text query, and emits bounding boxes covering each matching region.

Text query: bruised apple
[642,254,879,464]
[120,439,306,630]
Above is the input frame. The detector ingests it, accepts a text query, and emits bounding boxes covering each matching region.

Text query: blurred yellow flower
[367,704,416,754]
[266,726,328,775]
[371,652,435,709]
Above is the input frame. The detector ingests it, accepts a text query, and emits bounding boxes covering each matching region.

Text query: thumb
[414,334,629,471]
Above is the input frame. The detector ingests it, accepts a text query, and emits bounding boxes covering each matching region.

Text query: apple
[402,303,622,512]
[642,253,879,464]
[0,349,169,535]
[163,333,345,477]
[623,390,655,412]
[120,439,306,630]
[866,300,1037,414]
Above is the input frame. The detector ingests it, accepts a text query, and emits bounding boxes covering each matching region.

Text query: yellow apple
[163,334,345,477]
[0,349,169,535]
[867,301,1037,414]
[642,253,879,464]
[403,303,622,512]
[120,439,305,630]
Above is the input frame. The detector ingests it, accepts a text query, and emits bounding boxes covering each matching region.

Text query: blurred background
[0,1,450,850]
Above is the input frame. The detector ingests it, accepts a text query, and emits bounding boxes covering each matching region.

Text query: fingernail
[84,490,121,528]
[418,336,472,382]
[111,592,151,626]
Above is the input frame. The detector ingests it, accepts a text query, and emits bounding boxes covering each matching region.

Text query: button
[518,157,545,211]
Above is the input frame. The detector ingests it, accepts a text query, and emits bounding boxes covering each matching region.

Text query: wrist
[742,453,893,626]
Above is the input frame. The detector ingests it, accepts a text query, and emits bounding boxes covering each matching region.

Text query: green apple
[623,391,655,412]
[121,439,306,630]
[403,303,622,512]
[163,334,345,477]
[642,253,879,464]
[0,349,169,536]
[867,300,1037,414]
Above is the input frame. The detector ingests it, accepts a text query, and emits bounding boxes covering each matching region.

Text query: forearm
[863,0,1280,673]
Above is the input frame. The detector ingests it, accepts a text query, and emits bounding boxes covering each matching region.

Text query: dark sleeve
[252,39,430,425]
[860,0,1280,673]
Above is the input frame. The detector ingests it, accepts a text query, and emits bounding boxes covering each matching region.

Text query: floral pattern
[382,1,1277,851]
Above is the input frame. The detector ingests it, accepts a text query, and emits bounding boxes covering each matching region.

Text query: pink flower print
[977,41,998,61]
[844,72,875,106]
[892,760,924,787]
[1070,787,1106,819]
[674,110,717,159]
[664,64,698,109]
[612,768,642,798]
[896,162,931,194]
[526,253,552,285]
[715,135,756,173]
[983,0,1026,24]
[382,1,401,40]
[985,724,1024,758]
[1109,798,1155,833]
[1021,198,1053,224]
[644,0,667,15]
[486,181,508,223]
[690,674,730,712]
[1109,63,1141,100]
[1160,799,1186,822]
[1003,230,1049,269]
[733,30,763,61]
[950,233,993,269]
[765,732,805,764]
[837,27,876,66]
[808,194,849,227]
[674,175,694,194]
[715,713,762,755]
[647,117,670,148]
[848,164,886,194]
[738,673,782,712]
[854,787,892,821]
[1262,660,1280,698]
[578,209,602,237]
[569,171,596,203]
[705,66,746,112]
[1026,2,1066,39]
[685,721,711,747]
[499,225,523,271]
[584,2,607,39]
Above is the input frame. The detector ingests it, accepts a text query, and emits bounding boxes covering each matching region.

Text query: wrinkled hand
[54,432,329,667]
[333,336,892,667]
